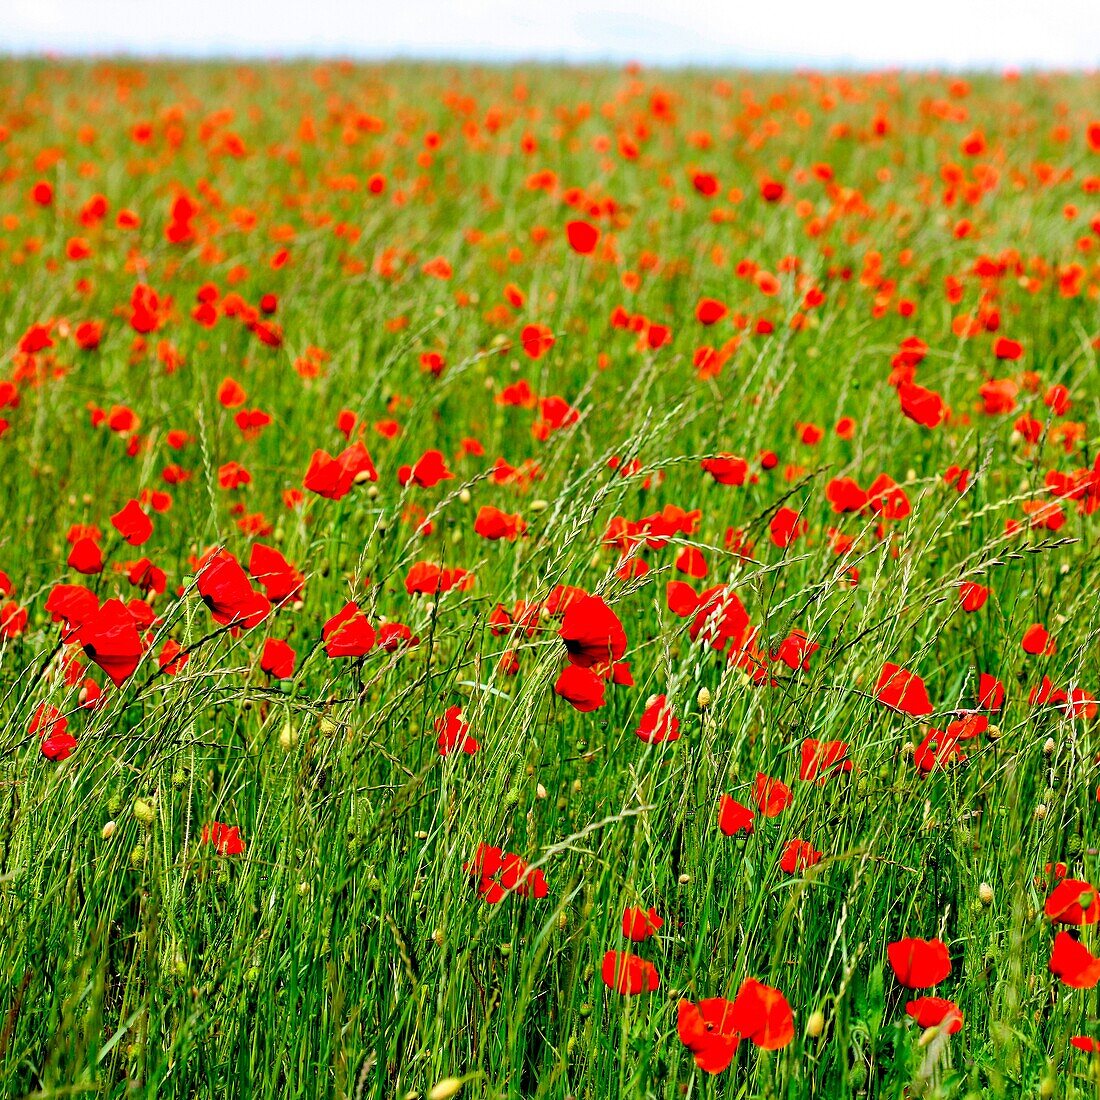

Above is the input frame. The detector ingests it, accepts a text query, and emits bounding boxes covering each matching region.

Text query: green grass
[0,59,1098,1099]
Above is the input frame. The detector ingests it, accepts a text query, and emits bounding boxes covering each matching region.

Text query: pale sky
[2,0,1099,68]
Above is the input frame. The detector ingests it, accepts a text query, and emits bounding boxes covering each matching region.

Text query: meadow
[0,59,1098,1098]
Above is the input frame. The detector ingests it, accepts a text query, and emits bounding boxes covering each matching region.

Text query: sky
[2,0,1099,69]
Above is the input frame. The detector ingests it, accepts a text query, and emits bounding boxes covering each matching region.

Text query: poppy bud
[133,797,156,826]
[101,820,116,839]
[805,1010,825,1038]
[458,489,471,504]
[696,687,712,709]
[978,883,994,906]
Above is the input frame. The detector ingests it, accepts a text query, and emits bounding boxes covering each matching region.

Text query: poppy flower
[622,906,663,941]
[322,601,376,658]
[826,477,868,513]
[1022,623,1054,655]
[772,629,819,671]
[752,773,793,817]
[959,582,989,612]
[378,621,419,652]
[46,584,99,641]
[696,297,728,325]
[718,795,755,836]
[464,843,547,904]
[435,705,479,755]
[473,506,526,541]
[677,979,794,1075]
[559,595,626,669]
[887,937,951,988]
[779,839,822,874]
[68,537,104,574]
[800,739,852,782]
[554,664,606,712]
[520,323,554,359]
[304,442,378,500]
[600,950,660,995]
[899,382,947,429]
[158,639,189,675]
[405,562,474,596]
[1045,879,1100,925]
[676,998,741,1074]
[977,673,1005,710]
[769,507,807,549]
[635,694,680,744]
[39,724,78,761]
[248,543,304,604]
[905,997,963,1033]
[260,638,296,679]
[701,454,749,486]
[684,585,752,651]
[566,220,600,254]
[197,549,270,629]
[1050,932,1100,988]
[111,500,153,546]
[202,822,246,856]
[397,449,452,488]
[76,598,144,687]
[1071,1037,1100,1054]
[876,662,934,717]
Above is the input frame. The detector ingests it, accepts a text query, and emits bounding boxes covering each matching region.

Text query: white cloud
[2,0,1098,67]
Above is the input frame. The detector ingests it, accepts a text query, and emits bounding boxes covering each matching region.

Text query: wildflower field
[0,59,1099,1099]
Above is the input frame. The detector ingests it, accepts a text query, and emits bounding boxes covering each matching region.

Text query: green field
[0,59,1099,1098]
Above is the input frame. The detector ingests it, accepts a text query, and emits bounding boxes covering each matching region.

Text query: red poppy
[701,454,749,486]
[304,442,378,500]
[435,705,479,756]
[111,500,153,546]
[887,937,951,988]
[635,694,680,744]
[899,382,947,429]
[622,906,663,941]
[260,638,296,679]
[248,543,304,605]
[202,822,246,856]
[1050,932,1100,988]
[464,843,547,904]
[769,507,807,549]
[718,795,755,836]
[876,662,934,717]
[76,598,144,687]
[566,220,600,254]
[559,594,626,669]
[1045,879,1100,925]
[473,506,526,541]
[600,950,660,995]
[322,601,376,658]
[977,672,1005,710]
[1022,622,1054,655]
[779,839,822,873]
[554,664,606,712]
[905,997,963,1033]
[196,549,270,629]
[799,739,852,782]
[397,449,453,488]
[752,772,793,817]
[959,582,989,612]
[520,323,555,359]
